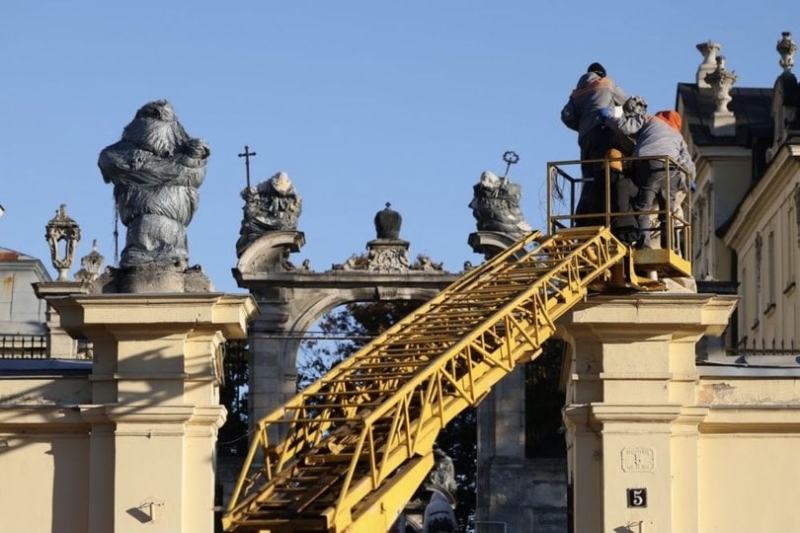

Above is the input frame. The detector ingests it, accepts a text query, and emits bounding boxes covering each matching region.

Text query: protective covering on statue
[98,100,210,269]
[236,171,303,256]
[469,170,533,239]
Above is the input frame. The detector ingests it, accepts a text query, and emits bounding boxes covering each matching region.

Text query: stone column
[559,294,736,533]
[247,287,300,444]
[50,293,257,533]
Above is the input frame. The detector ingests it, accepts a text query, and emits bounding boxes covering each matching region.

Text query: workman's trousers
[575,126,614,226]
[634,163,682,249]
[610,171,639,245]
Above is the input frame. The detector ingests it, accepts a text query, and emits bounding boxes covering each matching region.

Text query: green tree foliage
[525,339,567,458]
[218,339,250,457]
[298,301,477,532]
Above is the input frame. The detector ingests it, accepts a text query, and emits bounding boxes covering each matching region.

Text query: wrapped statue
[236,171,303,256]
[469,171,533,239]
[98,100,210,269]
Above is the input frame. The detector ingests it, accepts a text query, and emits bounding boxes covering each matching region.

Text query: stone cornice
[48,293,257,340]
[0,405,88,429]
[80,404,203,425]
[700,405,800,433]
[559,294,738,339]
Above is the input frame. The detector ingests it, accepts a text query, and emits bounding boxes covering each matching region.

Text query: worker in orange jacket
[561,62,630,226]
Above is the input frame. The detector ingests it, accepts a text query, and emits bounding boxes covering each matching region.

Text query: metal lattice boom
[224,226,629,533]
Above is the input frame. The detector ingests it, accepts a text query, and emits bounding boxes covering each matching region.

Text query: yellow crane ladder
[224,226,628,533]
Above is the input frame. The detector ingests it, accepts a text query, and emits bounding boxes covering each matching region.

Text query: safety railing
[547,155,693,259]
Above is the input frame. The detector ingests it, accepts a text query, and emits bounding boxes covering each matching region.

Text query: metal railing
[547,155,693,258]
[732,338,800,356]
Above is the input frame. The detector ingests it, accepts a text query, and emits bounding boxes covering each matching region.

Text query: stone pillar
[559,294,736,533]
[50,293,257,533]
[247,287,300,444]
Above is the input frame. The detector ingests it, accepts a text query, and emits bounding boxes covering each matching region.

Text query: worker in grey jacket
[561,62,630,225]
[602,109,695,249]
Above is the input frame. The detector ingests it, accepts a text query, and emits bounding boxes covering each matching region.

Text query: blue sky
[0,1,793,292]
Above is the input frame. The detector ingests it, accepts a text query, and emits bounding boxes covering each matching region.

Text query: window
[766,231,776,314]
[755,234,763,323]
[786,206,796,294]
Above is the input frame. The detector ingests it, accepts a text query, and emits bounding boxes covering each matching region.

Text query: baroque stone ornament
[767,32,800,162]
[74,239,105,282]
[98,100,210,269]
[705,56,738,114]
[45,204,81,281]
[237,172,303,257]
[332,202,444,274]
[332,204,446,273]
[469,170,532,239]
[778,31,797,72]
[696,41,722,88]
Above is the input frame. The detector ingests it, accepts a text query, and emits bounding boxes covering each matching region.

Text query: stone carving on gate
[332,203,445,273]
[237,171,303,257]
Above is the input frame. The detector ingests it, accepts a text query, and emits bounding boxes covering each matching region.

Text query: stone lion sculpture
[98,100,210,269]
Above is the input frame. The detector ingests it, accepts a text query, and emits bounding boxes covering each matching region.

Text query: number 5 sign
[627,488,647,508]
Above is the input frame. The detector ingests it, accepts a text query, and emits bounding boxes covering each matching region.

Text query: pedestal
[559,294,736,533]
[49,293,257,533]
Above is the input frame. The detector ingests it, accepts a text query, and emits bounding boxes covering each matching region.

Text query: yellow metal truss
[224,226,629,533]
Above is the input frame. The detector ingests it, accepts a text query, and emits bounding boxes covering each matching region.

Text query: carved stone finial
[778,31,797,73]
[696,41,722,88]
[374,202,402,240]
[45,204,81,281]
[74,239,105,282]
[704,55,738,136]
